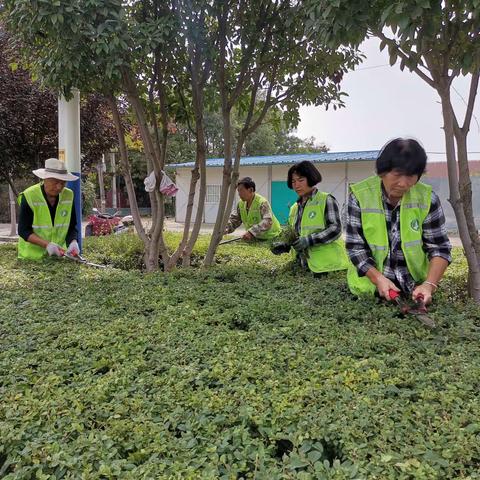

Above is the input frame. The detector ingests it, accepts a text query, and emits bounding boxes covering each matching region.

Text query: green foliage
[1,240,479,478]
[305,0,480,76]
[81,174,97,216]
[245,123,328,157]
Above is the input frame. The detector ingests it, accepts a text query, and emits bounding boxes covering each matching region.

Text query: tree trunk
[181,124,207,267]
[121,66,169,271]
[454,128,480,257]
[106,94,149,248]
[204,107,233,266]
[204,6,231,267]
[8,183,17,236]
[439,88,480,301]
[222,132,245,231]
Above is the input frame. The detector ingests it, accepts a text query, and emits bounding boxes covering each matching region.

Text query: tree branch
[374,30,436,88]
[462,71,480,134]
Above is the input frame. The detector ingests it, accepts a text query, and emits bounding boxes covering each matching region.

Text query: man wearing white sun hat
[17,158,80,260]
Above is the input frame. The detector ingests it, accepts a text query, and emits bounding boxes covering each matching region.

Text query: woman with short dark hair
[286,161,348,273]
[345,138,451,304]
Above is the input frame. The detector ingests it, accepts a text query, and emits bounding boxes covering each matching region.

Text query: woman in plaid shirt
[345,138,451,304]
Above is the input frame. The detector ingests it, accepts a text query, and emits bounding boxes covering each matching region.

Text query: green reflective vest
[347,175,431,296]
[288,191,348,273]
[238,193,281,240]
[17,183,74,260]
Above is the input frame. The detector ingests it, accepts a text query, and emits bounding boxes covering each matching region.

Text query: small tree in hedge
[306,0,480,300]
[202,0,361,266]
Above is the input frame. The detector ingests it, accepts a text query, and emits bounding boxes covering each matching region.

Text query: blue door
[271,181,298,225]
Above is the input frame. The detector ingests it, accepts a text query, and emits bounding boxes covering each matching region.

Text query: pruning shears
[219,237,243,246]
[388,289,436,328]
[64,252,108,269]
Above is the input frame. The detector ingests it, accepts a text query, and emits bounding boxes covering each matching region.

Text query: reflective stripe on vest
[288,191,348,273]
[347,175,431,296]
[17,183,74,260]
[238,193,281,240]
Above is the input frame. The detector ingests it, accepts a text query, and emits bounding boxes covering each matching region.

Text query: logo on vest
[61,210,68,217]
[410,218,420,231]
[308,211,316,219]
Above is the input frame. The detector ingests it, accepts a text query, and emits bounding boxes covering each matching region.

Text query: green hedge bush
[0,240,479,479]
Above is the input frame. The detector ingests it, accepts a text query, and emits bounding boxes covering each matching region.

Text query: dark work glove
[270,242,291,255]
[292,236,310,252]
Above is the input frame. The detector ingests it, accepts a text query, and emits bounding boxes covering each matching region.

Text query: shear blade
[412,313,436,328]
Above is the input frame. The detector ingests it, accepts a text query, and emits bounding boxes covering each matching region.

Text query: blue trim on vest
[67,172,82,252]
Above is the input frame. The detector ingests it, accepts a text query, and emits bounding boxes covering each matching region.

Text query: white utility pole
[58,89,82,249]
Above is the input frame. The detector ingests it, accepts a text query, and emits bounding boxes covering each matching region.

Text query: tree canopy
[0,28,118,191]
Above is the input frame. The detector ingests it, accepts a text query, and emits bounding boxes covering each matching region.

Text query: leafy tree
[244,123,277,156]
[4,0,356,270]
[0,29,117,195]
[306,0,480,300]
[4,0,207,271]
[245,122,328,156]
[202,0,360,265]
[0,28,57,193]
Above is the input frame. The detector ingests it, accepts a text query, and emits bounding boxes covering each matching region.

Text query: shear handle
[388,289,400,300]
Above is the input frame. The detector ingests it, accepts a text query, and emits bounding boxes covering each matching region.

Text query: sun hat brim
[33,168,79,181]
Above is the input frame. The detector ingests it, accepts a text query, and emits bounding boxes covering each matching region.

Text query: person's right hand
[46,242,65,257]
[375,275,400,300]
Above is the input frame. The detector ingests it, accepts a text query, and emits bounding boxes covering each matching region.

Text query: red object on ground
[87,214,121,236]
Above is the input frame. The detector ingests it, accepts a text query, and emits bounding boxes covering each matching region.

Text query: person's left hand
[67,239,79,256]
[412,282,435,305]
[292,236,309,252]
[242,231,254,241]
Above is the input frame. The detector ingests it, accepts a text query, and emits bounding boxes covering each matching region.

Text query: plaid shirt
[225,197,273,237]
[293,188,342,246]
[345,185,452,293]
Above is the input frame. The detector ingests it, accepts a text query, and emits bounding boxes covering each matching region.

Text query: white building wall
[175,166,270,223]
[175,161,377,223]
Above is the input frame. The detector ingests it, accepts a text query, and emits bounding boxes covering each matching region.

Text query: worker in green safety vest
[345,138,452,304]
[224,177,281,241]
[287,161,349,274]
[17,158,80,260]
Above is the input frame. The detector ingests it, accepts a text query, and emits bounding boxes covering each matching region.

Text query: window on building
[206,185,221,204]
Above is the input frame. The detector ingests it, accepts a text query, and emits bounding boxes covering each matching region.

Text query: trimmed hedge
[0,239,479,479]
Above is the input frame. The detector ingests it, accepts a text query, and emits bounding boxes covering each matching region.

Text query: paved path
[0,219,245,243]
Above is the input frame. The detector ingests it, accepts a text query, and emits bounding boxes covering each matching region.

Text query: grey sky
[296,37,480,161]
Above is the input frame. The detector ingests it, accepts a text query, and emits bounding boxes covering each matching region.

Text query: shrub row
[0,239,479,479]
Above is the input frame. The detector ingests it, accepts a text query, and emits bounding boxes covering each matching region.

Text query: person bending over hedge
[345,138,452,304]
[224,177,281,241]
[287,161,348,274]
[17,158,80,260]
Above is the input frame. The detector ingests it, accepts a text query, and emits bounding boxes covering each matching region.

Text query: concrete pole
[8,184,17,236]
[111,152,118,209]
[58,89,82,250]
[97,155,106,212]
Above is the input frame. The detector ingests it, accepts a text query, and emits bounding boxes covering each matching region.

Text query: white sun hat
[33,158,79,181]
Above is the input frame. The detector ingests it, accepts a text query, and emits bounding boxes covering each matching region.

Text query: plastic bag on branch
[144,170,178,197]
[159,170,178,197]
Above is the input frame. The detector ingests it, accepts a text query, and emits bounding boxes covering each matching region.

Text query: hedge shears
[64,252,108,269]
[388,289,436,328]
[219,237,243,246]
